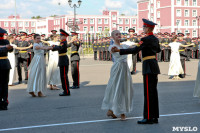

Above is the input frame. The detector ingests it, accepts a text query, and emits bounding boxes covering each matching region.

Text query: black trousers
[17,57,28,81]
[0,69,10,107]
[157,51,162,62]
[94,51,97,60]
[179,58,186,78]
[99,51,102,60]
[143,74,159,119]
[71,61,80,87]
[107,51,110,61]
[60,66,70,94]
[103,51,106,60]
[132,54,137,72]
[186,49,191,60]
[164,49,169,62]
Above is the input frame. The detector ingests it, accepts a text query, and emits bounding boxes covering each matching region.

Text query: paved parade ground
[0,57,200,133]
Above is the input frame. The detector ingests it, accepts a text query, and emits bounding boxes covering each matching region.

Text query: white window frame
[104,19,108,24]
[18,22,23,27]
[31,29,35,33]
[83,26,88,31]
[157,11,160,18]
[192,10,197,17]
[90,19,94,24]
[11,22,15,27]
[25,29,29,34]
[176,9,182,17]
[193,0,197,6]
[184,19,189,26]
[132,19,136,24]
[112,15,116,20]
[157,1,160,8]
[132,27,136,31]
[192,19,197,26]
[4,22,8,27]
[151,6,153,13]
[185,30,189,35]
[125,27,129,32]
[193,30,197,37]
[176,0,181,6]
[176,19,181,26]
[184,9,189,17]
[18,29,23,32]
[25,22,29,27]
[184,0,189,6]
[83,19,88,24]
[125,19,129,24]
[119,27,123,31]
[104,26,108,30]
[98,19,102,24]
[112,22,116,28]
[90,26,94,31]
[119,18,123,24]
[98,26,102,31]
[31,22,35,27]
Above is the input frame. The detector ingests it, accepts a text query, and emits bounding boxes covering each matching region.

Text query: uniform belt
[102,46,105,47]
[59,53,67,56]
[94,46,97,48]
[0,56,8,59]
[179,50,185,52]
[71,51,78,54]
[142,56,156,61]
[19,51,27,53]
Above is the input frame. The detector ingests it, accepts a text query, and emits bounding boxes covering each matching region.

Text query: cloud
[0,0,15,9]
[66,11,74,15]
[50,0,68,6]
[105,0,123,8]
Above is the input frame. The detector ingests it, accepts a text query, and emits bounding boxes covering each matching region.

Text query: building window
[31,22,35,27]
[193,0,197,6]
[132,19,136,24]
[184,10,189,17]
[151,16,153,21]
[157,1,160,8]
[157,11,160,18]
[25,29,29,33]
[98,27,102,31]
[176,0,181,5]
[104,19,108,24]
[11,22,15,27]
[119,27,123,31]
[176,19,181,26]
[83,26,88,31]
[104,27,108,30]
[125,19,129,24]
[125,27,129,32]
[112,15,116,20]
[18,22,23,27]
[193,30,197,37]
[31,29,35,33]
[132,27,136,31]
[98,19,102,24]
[112,23,116,28]
[68,19,72,21]
[25,22,29,27]
[192,10,197,17]
[185,30,189,35]
[90,26,94,31]
[184,0,189,6]
[192,20,197,26]
[119,18,123,24]
[83,19,88,24]
[176,9,181,17]
[4,22,8,27]
[151,6,153,13]
[18,29,23,32]
[90,19,94,24]
[184,20,189,26]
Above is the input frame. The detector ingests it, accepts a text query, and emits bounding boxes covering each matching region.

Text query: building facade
[137,0,200,37]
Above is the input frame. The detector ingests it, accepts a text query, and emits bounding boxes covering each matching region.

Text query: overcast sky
[0,0,138,18]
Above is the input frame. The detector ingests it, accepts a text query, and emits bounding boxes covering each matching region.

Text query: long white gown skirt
[46,41,61,85]
[27,43,46,93]
[8,49,15,85]
[101,44,134,115]
[194,45,200,98]
[168,42,184,76]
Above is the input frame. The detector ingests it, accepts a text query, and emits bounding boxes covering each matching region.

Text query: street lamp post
[196,16,200,38]
[15,0,17,34]
[68,0,82,32]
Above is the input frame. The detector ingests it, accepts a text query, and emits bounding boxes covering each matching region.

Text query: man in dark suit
[50,29,71,96]
[0,28,13,110]
[112,19,160,124]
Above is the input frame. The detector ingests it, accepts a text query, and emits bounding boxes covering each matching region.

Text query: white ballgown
[168,42,184,76]
[46,41,61,85]
[193,45,200,98]
[101,44,134,115]
[27,43,46,93]
[8,44,16,85]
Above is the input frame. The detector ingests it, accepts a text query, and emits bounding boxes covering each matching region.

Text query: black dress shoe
[18,81,22,84]
[137,119,153,124]
[131,71,136,75]
[70,86,79,89]
[24,81,28,84]
[153,118,158,123]
[0,106,7,111]
[59,92,70,96]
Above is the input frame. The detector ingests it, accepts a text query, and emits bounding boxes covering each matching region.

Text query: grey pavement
[0,58,200,133]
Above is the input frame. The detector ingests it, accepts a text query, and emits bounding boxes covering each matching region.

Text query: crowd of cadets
[92,31,200,62]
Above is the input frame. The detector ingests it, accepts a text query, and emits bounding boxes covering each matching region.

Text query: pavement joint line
[0,112,200,132]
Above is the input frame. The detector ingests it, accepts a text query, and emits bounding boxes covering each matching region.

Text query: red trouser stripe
[27,59,29,79]
[146,75,150,120]
[77,62,79,86]
[64,66,68,94]
[184,59,186,76]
